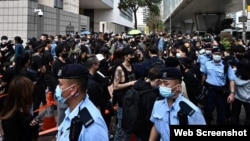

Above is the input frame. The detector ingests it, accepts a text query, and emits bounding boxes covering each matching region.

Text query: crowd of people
[0,30,248,141]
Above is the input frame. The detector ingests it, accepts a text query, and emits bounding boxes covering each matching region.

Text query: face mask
[205,50,211,55]
[232,67,237,73]
[159,85,178,99]
[54,39,59,42]
[55,85,75,104]
[1,40,8,44]
[118,38,123,42]
[129,57,137,64]
[176,53,181,58]
[213,55,221,62]
[61,52,68,58]
[199,49,205,54]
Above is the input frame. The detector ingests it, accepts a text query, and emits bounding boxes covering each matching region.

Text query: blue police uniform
[201,60,236,86]
[150,94,206,141]
[200,48,236,124]
[56,63,109,141]
[197,54,211,71]
[56,95,109,141]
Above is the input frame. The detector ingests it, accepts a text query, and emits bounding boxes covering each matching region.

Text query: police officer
[149,67,206,141]
[200,47,236,125]
[197,43,213,72]
[56,63,108,141]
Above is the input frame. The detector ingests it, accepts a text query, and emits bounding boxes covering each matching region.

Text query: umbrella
[81,31,91,35]
[128,29,141,35]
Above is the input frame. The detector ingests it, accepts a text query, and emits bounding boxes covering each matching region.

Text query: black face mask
[61,52,68,58]
[118,39,123,42]
[129,58,137,64]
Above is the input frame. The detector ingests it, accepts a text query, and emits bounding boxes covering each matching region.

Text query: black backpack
[121,87,150,133]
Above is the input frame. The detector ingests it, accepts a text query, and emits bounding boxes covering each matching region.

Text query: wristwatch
[230,91,235,95]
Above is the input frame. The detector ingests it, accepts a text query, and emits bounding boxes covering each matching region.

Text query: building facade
[0,0,133,42]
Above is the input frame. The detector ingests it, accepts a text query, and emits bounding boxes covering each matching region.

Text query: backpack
[114,41,125,51]
[121,87,150,133]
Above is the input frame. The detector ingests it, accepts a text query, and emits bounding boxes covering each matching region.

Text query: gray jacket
[235,76,250,103]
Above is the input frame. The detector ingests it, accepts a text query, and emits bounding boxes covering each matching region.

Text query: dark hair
[55,43,66,57]
[14,36,23,44]
[68,76,88,94]
[236,58,250,80]
[148,45,158,54]
[41,33,48,39]
[178,45,188,55]
[165,56,180,67]
[0,76,33,120]
[84,56,99,69]
[148,67,162,80]
[122,47,134,56]
[15,52,31,74]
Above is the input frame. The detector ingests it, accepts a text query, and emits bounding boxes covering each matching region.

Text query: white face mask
[205,50,212,55]
[1,39,8,44]
[213,55,222,62]
[176,53,181,58]
[199,49,205,54]
[232,67,237,73]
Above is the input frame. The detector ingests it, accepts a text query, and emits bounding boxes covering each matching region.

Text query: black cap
[57,64,89,79]
[212,47,223,53]
[159,67,182,80]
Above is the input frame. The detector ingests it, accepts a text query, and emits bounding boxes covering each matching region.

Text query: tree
[118,0,162,29]
[146,12,163,33]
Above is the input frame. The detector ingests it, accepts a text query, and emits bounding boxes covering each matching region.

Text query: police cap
[159,67,182,80]
[212,47,223,53]
[58,64,89,79]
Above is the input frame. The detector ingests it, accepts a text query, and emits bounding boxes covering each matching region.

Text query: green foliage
[219,32,234,51]
[220,38,231,51]
[146,11,163,32]
[118,0,162,29]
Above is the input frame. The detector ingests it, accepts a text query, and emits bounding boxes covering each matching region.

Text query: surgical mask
[159,85,178,99]
[129,57,137,64]
[213,55,221,62]
[205,50,212,55]
[199,49,205,54]
[176,53,181,58]
[232,67,237,73]
[1,40,8,44]
[61,52,68,58]
[55,85,75,104]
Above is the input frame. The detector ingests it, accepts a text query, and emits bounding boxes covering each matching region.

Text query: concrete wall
[0,0,89,43]
[63,0,79,14]
[38,0,54,7]
[93,0,133,33]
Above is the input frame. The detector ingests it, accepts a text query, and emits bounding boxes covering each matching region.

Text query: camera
[34,9,43,17]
